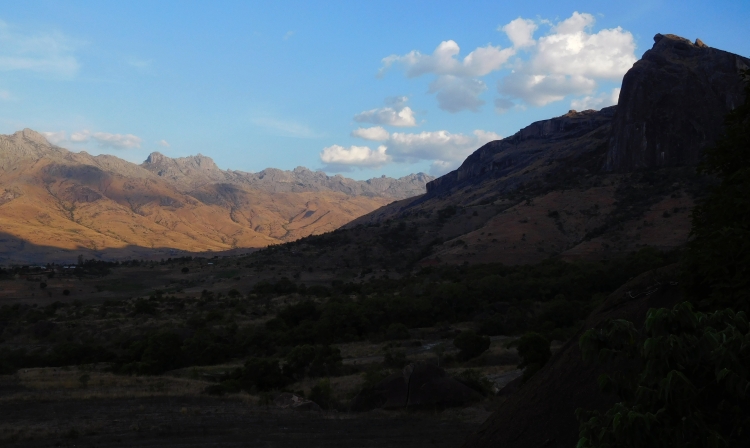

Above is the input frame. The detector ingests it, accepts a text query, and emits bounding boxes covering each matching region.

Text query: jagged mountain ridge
[0,131,432,263]
[142,152,432,198]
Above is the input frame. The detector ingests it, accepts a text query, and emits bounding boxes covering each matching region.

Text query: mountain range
[0,133,432,263]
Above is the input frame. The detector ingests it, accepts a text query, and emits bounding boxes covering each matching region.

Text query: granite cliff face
[605,34,750,171]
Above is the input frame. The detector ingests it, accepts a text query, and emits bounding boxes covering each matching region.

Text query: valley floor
[0,371,483,448]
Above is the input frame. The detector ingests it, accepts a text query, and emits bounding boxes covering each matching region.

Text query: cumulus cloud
[353,98,417,127]
[70,130,91,142]
[378,12,635,113]
[380,40,514,78]
[429,76,487,113]
[321,129,501,174]
[570,87,621,110]
[42,129,142,149]
[320,144,390,169]
[497,12,636,107]
[501,18,538,49]
[351,126,390,141]
[41,131,67,145]
[91,132,142,149]
[500,73,596,106]
[379,39,516,113]
[388,129,501,163]
[158,139,171,147]
[0,20,80,77]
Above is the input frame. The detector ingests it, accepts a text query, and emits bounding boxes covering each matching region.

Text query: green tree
[453,330,491,361]
[577,302,750,448]
[517,332,551,381]
[683,70,750,310]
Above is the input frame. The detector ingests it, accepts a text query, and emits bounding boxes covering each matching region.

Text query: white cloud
[41,131,67,145]
[380,40,514,78]
[501,18,538,48]
[387,129,501,163]
[91,132,142,149]
[377,12,635,113]
[351,126,390,141]
[158,139,171,147]
[497,12,636,107]
[428,76,487,113]
[321,129,501,173]
[379,39,515,113]
[43,129,142,149]
[354,105,417,127]
[320,144,390,168]
[0,90,10,100]
[70,130,91,142]
[0,20,80,77]
[570,87,620,110]
[283,31,294,40]
[500,73,596,106]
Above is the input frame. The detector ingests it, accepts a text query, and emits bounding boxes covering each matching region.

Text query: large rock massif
[0,132,432,263]
[606,34,750,171]
[341,35,747,267]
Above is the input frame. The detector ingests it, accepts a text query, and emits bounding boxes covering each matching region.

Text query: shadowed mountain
[0,131,433,264]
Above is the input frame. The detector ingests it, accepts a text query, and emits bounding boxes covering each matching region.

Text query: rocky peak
[16,128,53,147]
[605,33,750,171]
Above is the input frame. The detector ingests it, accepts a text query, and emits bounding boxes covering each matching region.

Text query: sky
[1,1,748,180]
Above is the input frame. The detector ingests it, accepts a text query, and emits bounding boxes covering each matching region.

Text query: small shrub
[309,379,334,410]
[385,323,410,341]
[453,331,491,361]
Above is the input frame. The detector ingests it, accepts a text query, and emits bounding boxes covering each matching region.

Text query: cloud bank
[42,130,143,149]
[378,12,636,113]
[321,128,501,175]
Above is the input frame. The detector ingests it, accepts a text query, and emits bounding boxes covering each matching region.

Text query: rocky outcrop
[605,34,750,171]
[426,107,615,194]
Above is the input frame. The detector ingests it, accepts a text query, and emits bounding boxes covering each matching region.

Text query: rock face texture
[605,34,750,171]
[426,107,615,194]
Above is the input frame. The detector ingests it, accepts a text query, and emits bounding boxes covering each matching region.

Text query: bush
[309,379,335,410]
[241,357,291,391]
[453,331,490,361]
[577,303,750,447]
[455,369,494,396]
[517,332,551,381]
[385,323,410,340]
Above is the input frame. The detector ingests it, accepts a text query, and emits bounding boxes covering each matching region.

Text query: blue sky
[1,0,748,180]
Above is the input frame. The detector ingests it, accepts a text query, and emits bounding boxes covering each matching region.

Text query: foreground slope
[0,132,432,263]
